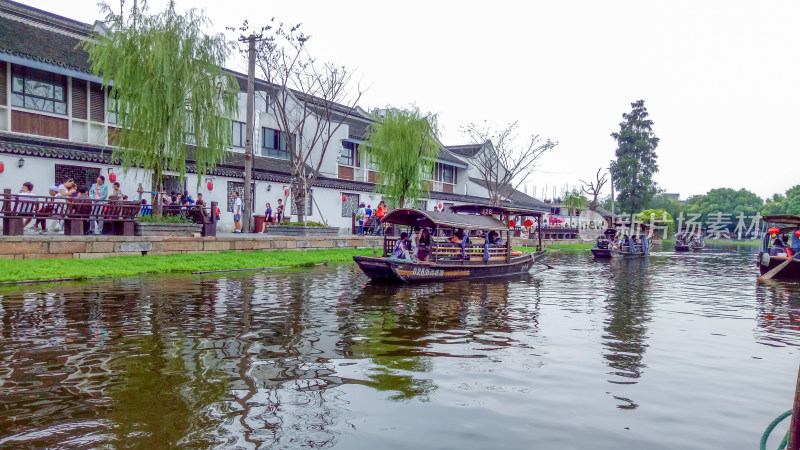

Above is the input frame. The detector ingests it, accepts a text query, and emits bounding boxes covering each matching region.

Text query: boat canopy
[449,204,544,218]
[763,215,800,226]
[381,208,507,231]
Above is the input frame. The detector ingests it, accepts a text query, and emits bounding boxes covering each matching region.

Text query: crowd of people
[12,177,216,234]
[390,227,505,262]
[595,233,647,253]
[357,201,388,236]
[768,231,800,258]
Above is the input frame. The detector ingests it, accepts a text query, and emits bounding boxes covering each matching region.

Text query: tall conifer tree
[610,100,660,214]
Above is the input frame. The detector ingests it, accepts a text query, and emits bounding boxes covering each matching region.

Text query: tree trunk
[152,167,162,217]
[293,182,306,224]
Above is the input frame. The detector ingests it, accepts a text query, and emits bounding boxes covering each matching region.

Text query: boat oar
[757,257,795,283]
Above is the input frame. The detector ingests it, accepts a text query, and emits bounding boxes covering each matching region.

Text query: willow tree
[82,1,238,215]
[363,108,440,209]
[563,189,587,226]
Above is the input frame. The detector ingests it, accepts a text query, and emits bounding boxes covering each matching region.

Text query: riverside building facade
[0,0,549,231]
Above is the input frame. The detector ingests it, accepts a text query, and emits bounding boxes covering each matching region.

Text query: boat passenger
[769,237,786,256]
[792,228,800,259]
[392,232,413,260]
[448,229,463,245]
[418,228,432,261]
[411,226,421,258]
[488,230,503,246]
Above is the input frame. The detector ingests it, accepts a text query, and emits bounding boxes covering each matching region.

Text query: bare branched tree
[232,20,364,223]
[462,121,557,206]
[580,168,608,211]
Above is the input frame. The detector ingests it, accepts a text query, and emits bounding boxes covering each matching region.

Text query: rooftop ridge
[0,0,92,36]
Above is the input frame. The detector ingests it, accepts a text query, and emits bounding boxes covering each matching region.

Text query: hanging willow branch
[363,108,440,209]
[81,1,238,214]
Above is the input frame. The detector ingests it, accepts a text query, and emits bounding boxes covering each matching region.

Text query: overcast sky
[19,0,800,201]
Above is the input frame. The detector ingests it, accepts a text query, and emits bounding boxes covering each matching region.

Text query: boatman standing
[792,227,800,259]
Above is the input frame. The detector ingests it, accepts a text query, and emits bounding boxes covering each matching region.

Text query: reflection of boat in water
[757,215,800,281]
[354,205,546,283]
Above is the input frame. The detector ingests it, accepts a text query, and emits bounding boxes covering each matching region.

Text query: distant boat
[592,227,650,258]
[674,233,691,252]
[690,238,705,251]
[757,215,800,281]
[591,228,617,258]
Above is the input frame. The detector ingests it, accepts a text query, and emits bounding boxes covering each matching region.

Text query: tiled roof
[468,177,550,211]
[0,132,304,182]
[437,147,468,167]
[0,13,93,74]
[446,143,484,158]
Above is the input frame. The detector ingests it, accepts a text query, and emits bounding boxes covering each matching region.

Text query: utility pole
[610,166,615,224]
[243,35,256,233]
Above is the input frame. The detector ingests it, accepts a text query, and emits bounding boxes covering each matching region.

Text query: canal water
[1,244,799,449]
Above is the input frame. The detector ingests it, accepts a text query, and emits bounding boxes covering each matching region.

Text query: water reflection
[1,248,800,448]
[602,258,652,409]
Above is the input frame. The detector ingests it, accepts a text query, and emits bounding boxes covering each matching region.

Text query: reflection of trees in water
[754,282,800,347]
[602,258,652,410]
[340,278,534,402]
[0,278,232,447]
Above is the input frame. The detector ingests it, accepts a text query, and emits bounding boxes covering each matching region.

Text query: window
[339,141,360,167]
[54,164,100,190]
[184,119,195,145]
[11,65,67,115]
[342,193,360,217]
[106,95,119,124]
[367,151,378,170]
[227,181,255,212]
[416,200,428,211]
[442,165,456,184]
[231,121,246,147]
[290,190,314,216]
[262,127,291,159]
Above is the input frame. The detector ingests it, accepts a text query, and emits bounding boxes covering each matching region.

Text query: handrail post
[788,360,800,449]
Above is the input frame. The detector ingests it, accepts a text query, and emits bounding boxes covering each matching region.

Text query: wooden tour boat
[690,237,705,251]
[354,205,546,283]
[591,226,651,258]
[674,234,690,252]
[591,228,618,258]
[757,215,800,281]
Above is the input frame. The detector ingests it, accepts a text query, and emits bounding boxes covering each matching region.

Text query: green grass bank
[1,244,587,284]
[0,248,376,283]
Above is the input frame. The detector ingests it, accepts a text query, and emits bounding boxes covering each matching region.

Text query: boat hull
[591,248,612,258]
[354,251,544,283]
[758,253,800,280]
[675,244,690,252]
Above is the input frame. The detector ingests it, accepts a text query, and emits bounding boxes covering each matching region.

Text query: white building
[0,0,549,232]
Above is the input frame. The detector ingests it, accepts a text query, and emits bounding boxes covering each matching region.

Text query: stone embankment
[0,234,383,259]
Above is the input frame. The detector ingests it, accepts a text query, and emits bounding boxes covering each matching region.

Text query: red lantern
[438,203,443,210]
[0,161,4,173]
[509,220,516,227]
[524,219,533,228]
[795,230,800,237]
[342,195,347,202]
[768,227,780,235]
[207,181,213,191]
[109,172,117,183]
[284,189,289,197]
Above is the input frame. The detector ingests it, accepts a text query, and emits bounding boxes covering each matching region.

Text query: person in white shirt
[233,191,243,233]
